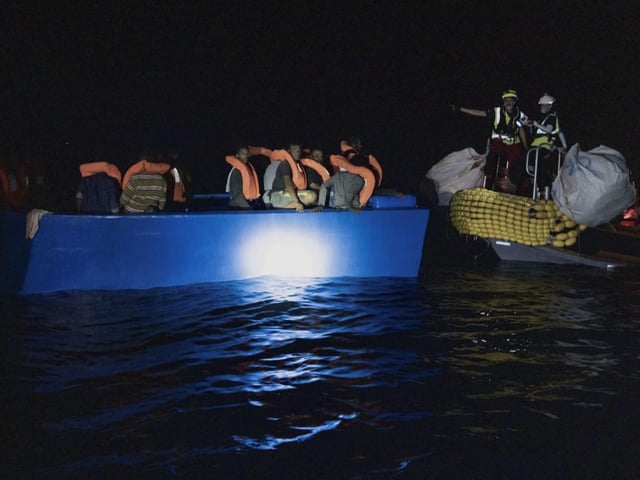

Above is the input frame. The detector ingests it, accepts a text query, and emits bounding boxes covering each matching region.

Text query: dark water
[2,266,640,479]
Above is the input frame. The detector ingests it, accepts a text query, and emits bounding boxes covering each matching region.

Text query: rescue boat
[423,143,640,269]
[432,188,640,270]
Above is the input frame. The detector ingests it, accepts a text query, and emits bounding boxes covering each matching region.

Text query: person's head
[538,93,555,114]
[501,89,518,113]
[138,150,154,161]
[310,147,324,164]
[168,149,179,162]
[347,136,362,151]
[286,143,302,161]
[236,145,249,163]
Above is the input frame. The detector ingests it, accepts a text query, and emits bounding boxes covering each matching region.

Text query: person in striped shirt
[119,154,168,213]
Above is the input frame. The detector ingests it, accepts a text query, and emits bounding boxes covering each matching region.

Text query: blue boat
[0,195,429,294]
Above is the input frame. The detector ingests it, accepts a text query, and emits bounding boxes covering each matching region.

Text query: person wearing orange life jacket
[76,161,122,213]
[300,146,331,196]
[313,168,365,212]
[163,165,188,210]
[262,142,317,212]
[120,153,169,213]
[225,145,261,209]
[339,137,384,188]
[328,153,377,207]
[156,150,189,212]
[452,89,529,193]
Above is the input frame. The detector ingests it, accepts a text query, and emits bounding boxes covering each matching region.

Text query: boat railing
[525,147,564,199]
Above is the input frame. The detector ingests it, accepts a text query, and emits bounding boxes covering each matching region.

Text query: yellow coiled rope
[449,188,587,248]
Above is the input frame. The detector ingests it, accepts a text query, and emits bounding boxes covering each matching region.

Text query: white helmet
[538,93,555,105]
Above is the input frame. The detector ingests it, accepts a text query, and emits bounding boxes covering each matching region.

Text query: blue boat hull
[1,207,430,294]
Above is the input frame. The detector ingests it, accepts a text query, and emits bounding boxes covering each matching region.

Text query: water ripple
[2,268,640,478]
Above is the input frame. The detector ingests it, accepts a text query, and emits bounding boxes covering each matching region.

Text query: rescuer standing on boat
[528,93,568,192]
[451,89,529,193]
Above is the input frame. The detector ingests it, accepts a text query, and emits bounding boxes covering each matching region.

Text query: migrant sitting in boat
[75,161,121,214]
[225,145,261,209]
[262,143,317,212]
[300,145,331,197]
[339,136,384,189]
[313,168,365,212]
[120,154,170,213]
[160,149,189,212]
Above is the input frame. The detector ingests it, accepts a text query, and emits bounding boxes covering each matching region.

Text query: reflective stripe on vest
[491,107,523,145]
[530,114,560,149]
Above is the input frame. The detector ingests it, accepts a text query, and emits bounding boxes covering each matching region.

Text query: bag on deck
[426,148,486,206]
[552,144,636,227]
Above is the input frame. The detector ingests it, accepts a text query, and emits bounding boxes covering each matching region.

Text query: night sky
[3,2,638,194]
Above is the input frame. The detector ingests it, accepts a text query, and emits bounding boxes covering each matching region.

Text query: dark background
[2,2,638,201]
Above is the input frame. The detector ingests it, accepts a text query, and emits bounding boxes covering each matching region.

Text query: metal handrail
[525,147,564,199]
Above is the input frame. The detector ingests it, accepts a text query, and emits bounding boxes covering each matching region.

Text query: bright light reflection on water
[233,419,342,450]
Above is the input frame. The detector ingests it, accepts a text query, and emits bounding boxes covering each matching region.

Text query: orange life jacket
[225,155,261,200]
[169,167,187,203]
[300,158,330,183]
[339,140,383,187]
[79,161,122,186]
[0,164,28,209]
[269,149,307,189]
[329,154,376,207]
[122,160,171,192]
